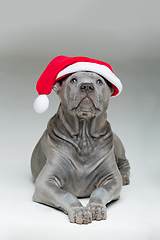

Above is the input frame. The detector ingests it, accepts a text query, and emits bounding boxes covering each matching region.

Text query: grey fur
[31,72,130,224]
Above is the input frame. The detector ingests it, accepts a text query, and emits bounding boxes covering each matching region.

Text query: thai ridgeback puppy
[31,71,130,224]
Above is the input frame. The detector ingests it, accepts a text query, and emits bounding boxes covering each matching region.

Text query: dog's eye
[70,78,77,84]
[96,79,103,85]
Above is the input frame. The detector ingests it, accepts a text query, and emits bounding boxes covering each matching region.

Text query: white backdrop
[0,0,160,239]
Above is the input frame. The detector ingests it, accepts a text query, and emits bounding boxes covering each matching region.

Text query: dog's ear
[53,82,61,94]
[53,77,67,94]
[106,80,114,96]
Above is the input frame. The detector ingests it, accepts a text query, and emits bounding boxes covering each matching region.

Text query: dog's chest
[77,132,95,156]
[60,146,112,197]
[61,156,103,197]
[76,119,100,155]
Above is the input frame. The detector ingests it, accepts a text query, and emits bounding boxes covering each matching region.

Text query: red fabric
[36,55,118,96]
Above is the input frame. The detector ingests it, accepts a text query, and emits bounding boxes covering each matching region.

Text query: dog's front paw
[68,206,92,224]
[87,203,107,221]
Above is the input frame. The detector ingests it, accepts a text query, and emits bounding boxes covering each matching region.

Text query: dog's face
[53,72,113,118]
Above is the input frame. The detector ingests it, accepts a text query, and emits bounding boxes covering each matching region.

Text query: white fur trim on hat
[56,62,123,96]
[33,94,49,113]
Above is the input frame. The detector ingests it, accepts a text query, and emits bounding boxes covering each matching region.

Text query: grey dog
[31,71,130,224]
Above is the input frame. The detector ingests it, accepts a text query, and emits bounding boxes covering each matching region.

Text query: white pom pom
[33,95,49,113]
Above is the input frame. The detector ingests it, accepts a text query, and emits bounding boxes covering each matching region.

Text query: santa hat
[33,55,123,113]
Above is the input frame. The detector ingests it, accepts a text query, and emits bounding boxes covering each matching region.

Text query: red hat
[33,55,122,113]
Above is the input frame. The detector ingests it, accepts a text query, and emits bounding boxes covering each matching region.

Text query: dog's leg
[87,159,122,221]
[31,133,91,224]
[113,133,130,185]
[32,156,92,224]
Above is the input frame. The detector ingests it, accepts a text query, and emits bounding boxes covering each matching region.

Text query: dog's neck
[58,104,109,138]
[47,104,112,155]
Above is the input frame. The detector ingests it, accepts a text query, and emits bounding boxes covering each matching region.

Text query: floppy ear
[53,77,67,94]
[53,82,61,94]
[106,80,114,96]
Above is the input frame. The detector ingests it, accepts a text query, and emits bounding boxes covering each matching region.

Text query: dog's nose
[80,83,95,93]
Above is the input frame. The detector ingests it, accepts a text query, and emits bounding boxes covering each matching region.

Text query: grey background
[0,0,160,239]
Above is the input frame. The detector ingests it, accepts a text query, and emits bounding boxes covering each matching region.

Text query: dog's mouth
[80,96,93,106]
[71,96,100,113]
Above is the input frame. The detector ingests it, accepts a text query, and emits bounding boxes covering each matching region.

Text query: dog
[31,62,130,224]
